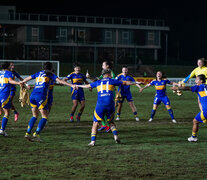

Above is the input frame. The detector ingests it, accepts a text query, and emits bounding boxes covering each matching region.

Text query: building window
[122,31,129,44]
[60,28,67,38]
[32,27,39,42]
[105,30,112,43]
[78,29,86,41]
[147,31,155,45]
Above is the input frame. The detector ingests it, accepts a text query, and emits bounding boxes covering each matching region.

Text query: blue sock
[91,133,96,141]
[1,116,8,130]
[14,111,18,114]
[151,109,156,119]
[36,118,47,134]
[77,112,82,117]
[168,109,175,120]
[112,128,118,135]
[133,111,137,117]
[27,117,37,134]
[117,113,120,116]
[70,112,74,117]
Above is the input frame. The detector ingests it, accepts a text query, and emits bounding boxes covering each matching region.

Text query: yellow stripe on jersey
[198,91,207,97]
[2,95,10,108]
[35,77,50,83]
[0,78,9,84]
[97,84,115,92]
[72,78,83,83]
[155,85,165,90]
[94,110,103,121]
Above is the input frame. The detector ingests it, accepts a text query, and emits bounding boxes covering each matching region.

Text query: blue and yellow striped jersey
[11,71,21,91]
[31,70,57,96]
[0,70,12,94]
[150,79,171,96]
[90,78,123,106]
[67,72,86,85]
[191,84,207,111]
[67,72,86,92]
[115,73,135,94]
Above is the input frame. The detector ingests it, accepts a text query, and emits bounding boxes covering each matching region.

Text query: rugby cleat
[32,132,42,142]
[70,116,74,123]
[76,116,80,123]
[148,118,153,122]
[98,126,106,131]
[105,126,111,133]
[24,132,33,141]
[0,129,8,137]
[88,141,95,146]
[135,117,140,122]
[115,139,121,144]
[116,117,120,121]
[14,112,19,122]
[188,136,198,142]
[172,119,177,123]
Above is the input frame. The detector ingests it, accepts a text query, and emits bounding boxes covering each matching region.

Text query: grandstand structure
[0,6,169,75]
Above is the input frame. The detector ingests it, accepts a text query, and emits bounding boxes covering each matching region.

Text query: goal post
[0,60,60,77]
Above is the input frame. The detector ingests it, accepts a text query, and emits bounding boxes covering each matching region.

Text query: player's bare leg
[76,100,85,122]
[0,108,10,136]
[149,104,158,122]
[25,107,39,141]
[188,118,199,142]
[165,105,176,123]
[109,121,120,143]
[70,100,78,122]
[88,121,99,146]
[116,102,122,120]
[128,101,139,121]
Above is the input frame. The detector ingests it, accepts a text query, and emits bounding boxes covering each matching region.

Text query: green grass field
[1,85,207,179]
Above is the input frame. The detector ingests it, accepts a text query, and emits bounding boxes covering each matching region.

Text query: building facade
[0,6,169,66]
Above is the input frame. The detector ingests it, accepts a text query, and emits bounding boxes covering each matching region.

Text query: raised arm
[139,83,151,93]
[76,84,91,89]
[22,76,32,83]
[56,77,75,88]
[171,86,192,91]
[8,78,21,85]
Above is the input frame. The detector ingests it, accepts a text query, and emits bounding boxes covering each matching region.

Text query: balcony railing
[1,12,166,27]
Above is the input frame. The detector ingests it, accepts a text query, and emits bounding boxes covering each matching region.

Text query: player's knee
[193,118,199,124]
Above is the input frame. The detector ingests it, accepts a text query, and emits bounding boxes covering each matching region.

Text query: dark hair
[101,69,111,76]
[43,62,53,76]
[156,71,166,80]
[197,74,206,83]
[73,62,80,68]
[103,61,113,69]
[1,62,10,69]
[122,65,128,68]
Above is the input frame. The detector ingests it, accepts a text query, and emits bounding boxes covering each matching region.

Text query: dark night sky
[1,0,207,63]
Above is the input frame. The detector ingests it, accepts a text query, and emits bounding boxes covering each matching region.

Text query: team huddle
[0,58,207,145]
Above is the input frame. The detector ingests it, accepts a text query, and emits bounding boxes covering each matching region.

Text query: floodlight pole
[165,33,168,65]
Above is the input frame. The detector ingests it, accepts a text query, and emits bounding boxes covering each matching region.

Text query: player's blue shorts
[153,95,171,106]
[48,93,53,106]
[93,103,115,122]
[118,91,133,103]
[30,93,48,110]
[195,111,207,123]
[71,89,85,101]
[0,93,11,109]
[10,90,16,97]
